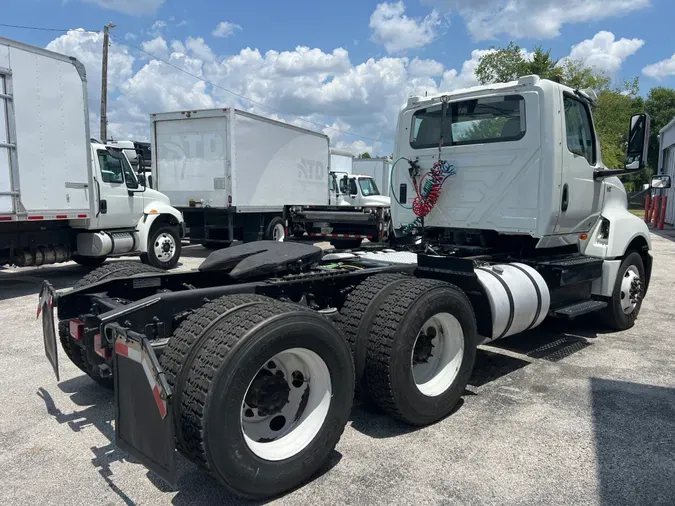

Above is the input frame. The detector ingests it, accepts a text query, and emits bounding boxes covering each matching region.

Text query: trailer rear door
[152,111,229,208]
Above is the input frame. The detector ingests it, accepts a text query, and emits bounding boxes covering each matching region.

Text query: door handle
[561,184,569,212]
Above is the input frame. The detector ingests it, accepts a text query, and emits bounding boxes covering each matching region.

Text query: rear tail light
[94,333,111,359]
[69,319,84,340]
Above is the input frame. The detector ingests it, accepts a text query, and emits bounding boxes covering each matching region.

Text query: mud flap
[38,281,59,381]
[110,323,176,487]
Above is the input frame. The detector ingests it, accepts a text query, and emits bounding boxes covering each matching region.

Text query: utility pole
[100,22,115,142]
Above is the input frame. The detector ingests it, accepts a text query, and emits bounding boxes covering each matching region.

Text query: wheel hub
[413,326,436,365]
[620,266,642,314]
[244,369,291,416]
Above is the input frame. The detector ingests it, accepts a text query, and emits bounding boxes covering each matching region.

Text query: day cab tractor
[38,75,662,499]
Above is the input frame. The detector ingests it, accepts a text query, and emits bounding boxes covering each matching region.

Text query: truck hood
[363,195,391,207]
[144,188,171,205]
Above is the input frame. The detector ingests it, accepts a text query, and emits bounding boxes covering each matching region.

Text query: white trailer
[0,36,184,269]
[151,109,391,248]
[330,148,354,175]
[353,157,391,197]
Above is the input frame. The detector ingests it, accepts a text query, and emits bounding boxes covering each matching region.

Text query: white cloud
[426,0,650,40]
[408,57,444,77]
[212,21,242,38]
[370,1,441,54]
[140,36,169,59]
[566,31,644,72]
[176,20,188,27]
[643,54,675,80]
[440,49,492,91]
[78,0,165,15]
[151,20,167,31]
[185,37,216,62]
[43,30,489,151]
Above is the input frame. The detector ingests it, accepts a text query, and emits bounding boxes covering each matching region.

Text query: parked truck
[39,75,660,499]
[0,37,184,269]
[150,108,391,250]
[352,157,392,197]
[106,139,153,187]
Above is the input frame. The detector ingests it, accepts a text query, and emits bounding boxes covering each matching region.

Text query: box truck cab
[0,36,184,269]
[330,171,391,207]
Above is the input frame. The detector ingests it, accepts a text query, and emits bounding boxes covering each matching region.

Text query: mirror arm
[593,167,644,180]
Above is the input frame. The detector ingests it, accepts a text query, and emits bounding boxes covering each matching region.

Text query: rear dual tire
[339,277,478,426]
[161,295,354,499]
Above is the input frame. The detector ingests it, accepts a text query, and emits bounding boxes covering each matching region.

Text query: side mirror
[137,174,146,187]
[625,113,651,170]
[651,175,672,189]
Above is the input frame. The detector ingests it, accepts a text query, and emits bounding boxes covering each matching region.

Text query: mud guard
[110,323,176,486]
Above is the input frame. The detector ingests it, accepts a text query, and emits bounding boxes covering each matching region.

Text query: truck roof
[404,75,578,111]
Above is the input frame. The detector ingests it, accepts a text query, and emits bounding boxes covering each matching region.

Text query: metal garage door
[665,146,675,225]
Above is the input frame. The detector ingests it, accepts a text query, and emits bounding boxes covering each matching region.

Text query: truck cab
[330,171,391,207]
[392,75,651,261]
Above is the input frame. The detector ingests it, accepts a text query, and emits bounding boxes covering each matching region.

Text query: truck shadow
[350,317,600,440]
[0,264,90,301]
[590,378,675,505]
[36,374,341,506]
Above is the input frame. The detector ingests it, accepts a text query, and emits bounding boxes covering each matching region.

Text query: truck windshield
[359,177,380,196]
[410,94,526,149]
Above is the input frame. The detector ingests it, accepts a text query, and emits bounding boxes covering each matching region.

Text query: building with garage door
[658,117,675,224]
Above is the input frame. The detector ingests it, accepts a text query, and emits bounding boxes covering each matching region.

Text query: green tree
[359,152,372,159]
[645,87,675,172]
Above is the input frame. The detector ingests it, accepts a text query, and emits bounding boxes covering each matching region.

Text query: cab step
[551,300,607,319]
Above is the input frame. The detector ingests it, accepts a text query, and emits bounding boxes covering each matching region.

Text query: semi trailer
[0,36,184,269]
[150,108,391,250]
[39,75,659,498]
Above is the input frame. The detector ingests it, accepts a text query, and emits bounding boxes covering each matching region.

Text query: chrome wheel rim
[153,233,176,262]
[620,265,642,315]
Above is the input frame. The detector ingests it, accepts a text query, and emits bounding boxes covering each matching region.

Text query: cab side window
[98,150,124,184]
[564,95,596,165]
[348,178,358,195]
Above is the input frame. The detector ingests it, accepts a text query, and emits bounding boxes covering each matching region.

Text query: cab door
[555,93,604,234]
[94,147,144,229]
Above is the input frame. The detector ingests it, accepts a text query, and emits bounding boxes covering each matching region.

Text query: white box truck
[353,157,391,197]
[151,109,391,249]
[0,36,184,269]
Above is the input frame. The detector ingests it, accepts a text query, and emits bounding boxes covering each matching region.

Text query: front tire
[603,251,645,331]
[365,278,478,426]
[179,302,354,499]
[265,217,286,242]
[142,225,181,269]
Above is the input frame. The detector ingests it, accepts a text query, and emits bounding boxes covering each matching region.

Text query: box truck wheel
[141,224,181,270]
[178,302,354,499]
[265,217,286,242]
[72,254,107,267]
[336,273,410,398]
[365,278,478,426]
[603,251,645,331]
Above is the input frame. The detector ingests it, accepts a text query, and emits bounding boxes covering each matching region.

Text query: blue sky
[2,0,675,153]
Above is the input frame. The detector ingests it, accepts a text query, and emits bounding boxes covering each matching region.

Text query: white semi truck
[353,157,392,197]
[0,37,184,269]
[150,109,391,249]
[39,75,661,498]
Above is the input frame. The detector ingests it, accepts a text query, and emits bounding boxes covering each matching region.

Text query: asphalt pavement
[1,236,675,506]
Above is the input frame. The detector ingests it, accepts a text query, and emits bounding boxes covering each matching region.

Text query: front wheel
[142,225,181,269]
[265,217,286,242]
[603,251,645,330]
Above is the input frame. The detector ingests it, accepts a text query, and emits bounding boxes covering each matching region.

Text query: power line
[0,23,96,33]
[111,34,392,145]
[0,22,392,145]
